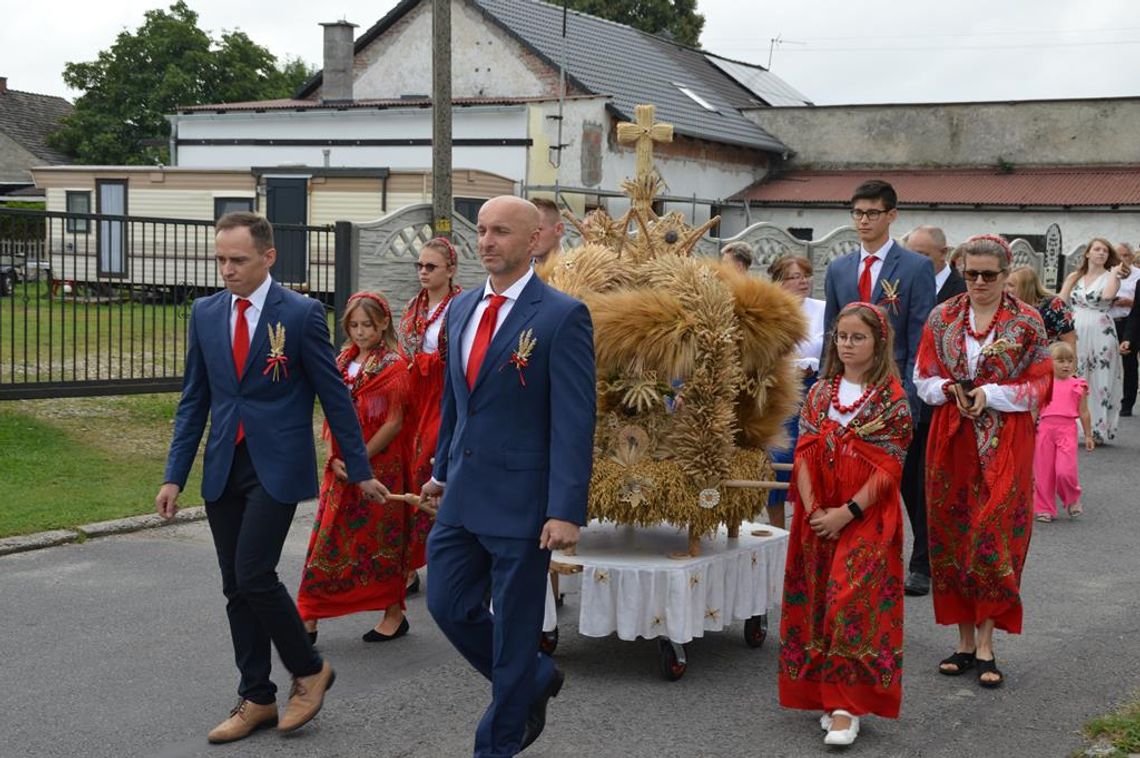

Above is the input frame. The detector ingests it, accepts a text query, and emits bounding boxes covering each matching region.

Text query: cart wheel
[657,638,687,681]
[744,614,768,648]
[539,627,559,655]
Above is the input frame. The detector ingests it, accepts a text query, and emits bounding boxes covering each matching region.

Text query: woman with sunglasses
[397,238,461,590]
[1059,237,1128,444]
[914,234,1052,690]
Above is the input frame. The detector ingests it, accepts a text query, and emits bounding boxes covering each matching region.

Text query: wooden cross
[617,104,673,181]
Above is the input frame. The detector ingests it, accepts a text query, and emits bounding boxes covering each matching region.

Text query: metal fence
[0,208,341,400]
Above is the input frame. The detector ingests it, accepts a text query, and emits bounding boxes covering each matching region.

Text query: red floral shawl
[326,344,409,456]
[916,292,1052,481]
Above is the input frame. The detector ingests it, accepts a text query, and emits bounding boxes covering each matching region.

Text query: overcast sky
[3,0,1138,105]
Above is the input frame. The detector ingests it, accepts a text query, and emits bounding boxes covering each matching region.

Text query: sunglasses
[963,269,1003,283]
[414,262,440,272]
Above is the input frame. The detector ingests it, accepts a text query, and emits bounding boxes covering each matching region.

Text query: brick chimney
[320,21,357,104]
[0,78,7,94]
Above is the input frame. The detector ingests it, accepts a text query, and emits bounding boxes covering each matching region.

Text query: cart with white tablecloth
[547,521,788,680]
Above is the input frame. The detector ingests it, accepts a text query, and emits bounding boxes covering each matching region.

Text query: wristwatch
[846,500,864,520]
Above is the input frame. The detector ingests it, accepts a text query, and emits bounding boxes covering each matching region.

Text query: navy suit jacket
[937,268,968,304]
[823,241,937,413]
[432,275,597,540]
[164,281,371,504]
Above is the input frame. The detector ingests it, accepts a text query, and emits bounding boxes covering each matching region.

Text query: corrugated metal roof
[705,56,813,107]
[733,167,1140,207]
[470,0,791,153]
[177,95,588,113]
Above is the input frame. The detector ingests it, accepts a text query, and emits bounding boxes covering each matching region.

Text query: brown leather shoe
[206,699,278,744]
[278,660,336,733]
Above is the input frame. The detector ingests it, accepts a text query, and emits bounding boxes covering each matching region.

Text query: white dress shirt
[934,264,952,296]
[795,297,827,372]
[913,308,1030,412]
[460,268,535,374]
[229,275,273,347]
[1108,268,1140,320]
[858,239,894,296]
[422,300,452,354]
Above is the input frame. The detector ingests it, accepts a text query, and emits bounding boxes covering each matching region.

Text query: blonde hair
[1007,266,1052,304]
[1049,341,1075,362]
[820,304,899,386]
[341,295,397,351]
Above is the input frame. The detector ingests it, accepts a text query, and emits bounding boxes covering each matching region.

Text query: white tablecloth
[552,522,788,644]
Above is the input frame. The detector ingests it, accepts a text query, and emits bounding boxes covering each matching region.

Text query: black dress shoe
[520,666,564,751]
[1122,408,1133,417]
[904,572,931,596]
[362,617,409,642]
[406,572,421,595]
[308,630,318,645]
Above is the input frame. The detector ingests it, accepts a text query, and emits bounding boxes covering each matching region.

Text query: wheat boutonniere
[262,322,289,381]
[880,278,901,315]
[507,328,537,386]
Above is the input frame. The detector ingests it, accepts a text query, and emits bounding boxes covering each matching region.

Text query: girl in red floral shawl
[297,292,414,643]
[915,235,1052,689]
[396,238,460,587]
[779,302,913,747]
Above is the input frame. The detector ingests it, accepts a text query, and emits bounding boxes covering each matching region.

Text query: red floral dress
[296,345,410,621]
[916,292,1052,634]
[397,286,458,569]
[778,375,913,719]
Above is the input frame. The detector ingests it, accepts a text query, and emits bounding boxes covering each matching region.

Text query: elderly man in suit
[421,195,596,758]
[823,181,936,596]
[156,212,388,744]
[898,225,966,596]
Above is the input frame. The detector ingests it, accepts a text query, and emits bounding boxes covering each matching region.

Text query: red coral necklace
[965,309,997,342]
[830,374,875,414]
[416,291,454,337]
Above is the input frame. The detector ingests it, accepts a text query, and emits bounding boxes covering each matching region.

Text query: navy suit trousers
[205,442,322,704]
[426,522,555,758]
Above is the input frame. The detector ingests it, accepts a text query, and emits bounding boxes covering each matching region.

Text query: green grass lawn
[1079,693,1140,757]
[0,280,189,384]
[0,394,203,537]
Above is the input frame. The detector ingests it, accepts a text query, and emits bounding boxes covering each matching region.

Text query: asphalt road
[4,420,1140,758]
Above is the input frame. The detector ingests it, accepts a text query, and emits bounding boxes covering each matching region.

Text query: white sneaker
[823,710,860,746]
[819,712,833,731]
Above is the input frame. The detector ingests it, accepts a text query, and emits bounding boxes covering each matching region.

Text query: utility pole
[432,0,453,238]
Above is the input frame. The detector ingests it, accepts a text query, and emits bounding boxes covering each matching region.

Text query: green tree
[49,2,314,165]
[564,0,705,48]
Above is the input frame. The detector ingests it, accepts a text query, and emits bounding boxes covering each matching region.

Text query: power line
[708,25,1140,44]
[715,39,1140,53]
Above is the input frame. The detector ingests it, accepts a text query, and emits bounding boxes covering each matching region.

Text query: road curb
[0,506,207,557]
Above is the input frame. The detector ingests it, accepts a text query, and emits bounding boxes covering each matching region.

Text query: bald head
[906,225,950,272]
[477,195,542,288]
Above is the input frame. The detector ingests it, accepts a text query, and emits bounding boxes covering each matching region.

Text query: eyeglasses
[963,269,1003,283]
[414,262,439,272]
[833,332,870,345]
[850,209,888,221]
[781,273,811,282]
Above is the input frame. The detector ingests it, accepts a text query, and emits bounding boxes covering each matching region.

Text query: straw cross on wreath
[616,104,674,210]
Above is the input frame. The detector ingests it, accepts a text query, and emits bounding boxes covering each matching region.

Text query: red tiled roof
[733,167,1140,208]
[177,95,601,113]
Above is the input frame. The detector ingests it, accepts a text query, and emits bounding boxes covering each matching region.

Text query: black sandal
[938,651,976,676]
[976,656,1004,688]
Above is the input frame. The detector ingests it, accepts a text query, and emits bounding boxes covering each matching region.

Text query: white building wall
[352,0,549,99]
[175,107,530,180]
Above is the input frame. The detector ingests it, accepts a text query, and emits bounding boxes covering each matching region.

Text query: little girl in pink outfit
[1034,341,1093,522]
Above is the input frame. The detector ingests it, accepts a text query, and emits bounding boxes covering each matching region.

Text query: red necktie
[858,255,877,302]
[233,298,252,443]
[466,294,508,389]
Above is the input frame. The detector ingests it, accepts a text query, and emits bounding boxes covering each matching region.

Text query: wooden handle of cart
[771,462,793,472]
[386,493,438,515]
[721,479,790,491]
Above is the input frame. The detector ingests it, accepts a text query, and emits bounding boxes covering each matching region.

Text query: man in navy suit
[420,196,596,757]
[898,225,966,596]
[823,181,936,595]
[156,212,388,744]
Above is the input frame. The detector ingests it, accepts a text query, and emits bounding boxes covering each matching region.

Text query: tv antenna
[768,35,805,69]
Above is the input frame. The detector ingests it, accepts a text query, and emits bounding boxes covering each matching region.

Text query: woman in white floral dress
[1060,237,1129,443]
